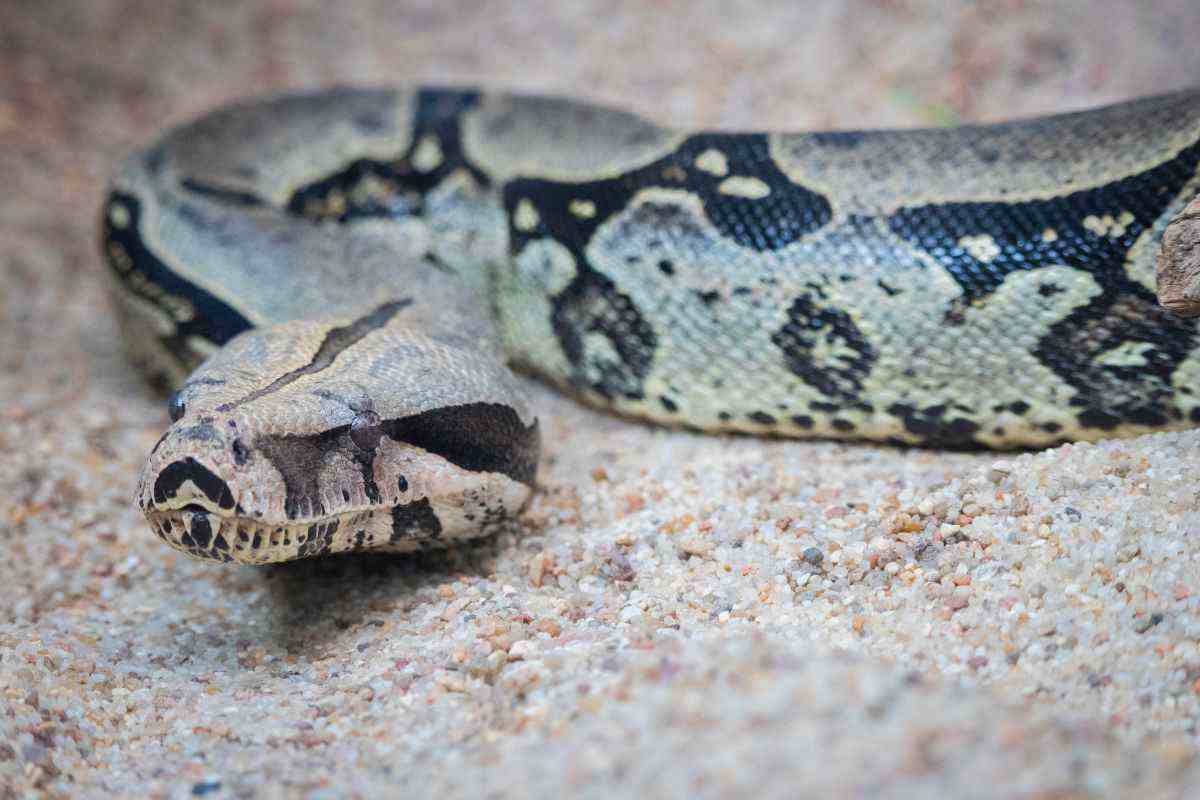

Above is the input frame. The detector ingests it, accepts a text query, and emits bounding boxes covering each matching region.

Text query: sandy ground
[4,1,1200,797]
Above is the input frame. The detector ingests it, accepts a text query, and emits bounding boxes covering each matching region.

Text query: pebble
[989,461,1014,483]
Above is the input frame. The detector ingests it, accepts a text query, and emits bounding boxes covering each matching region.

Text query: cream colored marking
[514,198,540,231]
[108,202,131,229]
[116,289,177,336]
[350,173,395,205]
[694,149,729,177]
[161,294,196,323]
[107,241,133,273]
[413,135,444,172]
[568,199,596,219]
[325,188,347,218]
[1083,211,1135,239]
[662,165,687,182]
[1096,340,1156,368]
[717,176,771,199]
[1041,228,1058,243]
[186,336,220,359]
[958,234,1001,263]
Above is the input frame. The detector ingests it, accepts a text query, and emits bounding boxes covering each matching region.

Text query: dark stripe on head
[217,300,412,412]
[153,457,236,509]
[390,498,442,543]
[382,403,539,486]
[254,429,344,520]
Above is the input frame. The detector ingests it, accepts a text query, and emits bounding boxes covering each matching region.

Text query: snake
[100,86,1200,565]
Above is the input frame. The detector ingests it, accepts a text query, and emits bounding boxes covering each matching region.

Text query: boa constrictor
[100,86,1200,564]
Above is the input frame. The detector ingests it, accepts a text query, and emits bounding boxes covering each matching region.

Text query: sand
[3,2,1200,797]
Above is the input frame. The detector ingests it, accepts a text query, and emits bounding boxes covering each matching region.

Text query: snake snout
[137,416,246,517]
[137,426,248,562]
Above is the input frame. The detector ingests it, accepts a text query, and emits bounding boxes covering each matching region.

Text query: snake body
[101,87,1200,564]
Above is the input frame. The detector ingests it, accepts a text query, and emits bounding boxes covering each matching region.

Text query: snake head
[137,314,539,564]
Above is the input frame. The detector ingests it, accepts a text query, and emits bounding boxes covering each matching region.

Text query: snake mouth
[144,505,235,562]
[144,504,397,564]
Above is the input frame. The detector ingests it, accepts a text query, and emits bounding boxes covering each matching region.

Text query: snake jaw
[137,402,537,564]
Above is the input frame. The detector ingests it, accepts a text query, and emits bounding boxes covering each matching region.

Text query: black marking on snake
[1034,282,1197,430]
[217,300,411,412]
[231,438,250,466]
[390,498,443,543]
[298,520,339,558]
[153,457,235,510]
[748,411,776,425]
[503,133,832,399]
[505,133,832,255]
[888,137,1200,303]
[285,88,487,223]
[771,292,877,410]
[188,510,213,549]
[354,445,382,505]
[551,271,657,402]
[101,191,252,348]
[886,403,983,447]
[382,403,539,487]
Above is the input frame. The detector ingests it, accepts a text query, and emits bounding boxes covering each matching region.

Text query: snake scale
[100,86,1200,565]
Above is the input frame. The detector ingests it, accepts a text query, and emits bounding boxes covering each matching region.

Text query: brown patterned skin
[101,86,1200,564]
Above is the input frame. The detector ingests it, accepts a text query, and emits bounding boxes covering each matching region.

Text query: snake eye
[350,410,382,451]
[167,390,186,422]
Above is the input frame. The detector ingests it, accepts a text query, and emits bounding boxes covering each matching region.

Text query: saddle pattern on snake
[101,87,1200,564]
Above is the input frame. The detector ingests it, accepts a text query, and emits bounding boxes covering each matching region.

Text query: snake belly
[100,87,1200,564]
